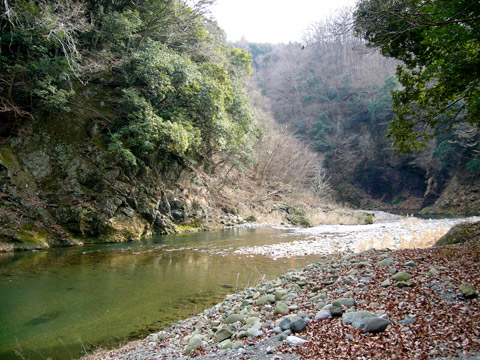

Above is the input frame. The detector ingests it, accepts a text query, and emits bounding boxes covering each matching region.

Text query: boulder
[286,214,313,228]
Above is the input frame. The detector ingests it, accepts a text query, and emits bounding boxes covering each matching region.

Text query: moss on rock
[434,221,480,247]
[286,214,313,228]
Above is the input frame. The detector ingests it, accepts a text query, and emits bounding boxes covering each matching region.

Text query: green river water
[0,227,322,360]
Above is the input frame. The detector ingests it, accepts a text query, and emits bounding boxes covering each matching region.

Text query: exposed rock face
[0,100,212,250]
[420,174,480,216]
[434,221,480,247]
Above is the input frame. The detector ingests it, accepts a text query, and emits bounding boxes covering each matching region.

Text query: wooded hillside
[241,8,480,213]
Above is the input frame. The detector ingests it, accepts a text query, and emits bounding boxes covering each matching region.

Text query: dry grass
[357,222,450,252]
[308,210,364,226]
[358,233,395,252]
[398,226,450,249]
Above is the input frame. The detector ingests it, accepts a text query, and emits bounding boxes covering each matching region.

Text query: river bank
[85,217,480,360]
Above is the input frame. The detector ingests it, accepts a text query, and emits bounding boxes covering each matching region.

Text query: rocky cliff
[0,86,218,251]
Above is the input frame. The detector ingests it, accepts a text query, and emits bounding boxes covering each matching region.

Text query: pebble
[290,316,309,333]
[363,318,392,333]
[392,272,412,281]
[285,335,308,346]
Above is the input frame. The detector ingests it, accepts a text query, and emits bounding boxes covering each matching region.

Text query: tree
[0,0,90,122]
[354,0,480,152]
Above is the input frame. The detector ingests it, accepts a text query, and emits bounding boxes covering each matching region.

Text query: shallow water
[0,227,322,360]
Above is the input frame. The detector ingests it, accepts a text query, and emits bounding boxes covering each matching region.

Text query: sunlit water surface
[0,227,323,360]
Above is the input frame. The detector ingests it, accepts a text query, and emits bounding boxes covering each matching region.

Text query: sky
[210,0,356,44]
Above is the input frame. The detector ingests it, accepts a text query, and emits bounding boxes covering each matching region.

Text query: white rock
[286,335,308,346]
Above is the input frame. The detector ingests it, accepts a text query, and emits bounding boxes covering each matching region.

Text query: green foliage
[354,0,480,153]
[111,40,255,167]
[0,0,87,116]
[1,0,257,172]
[109,88,199,165]
[388,194,406,206]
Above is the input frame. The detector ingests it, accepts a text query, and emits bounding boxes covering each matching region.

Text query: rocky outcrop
[434,221,480,247]
[421,173,480,216]
[0,96,212,251]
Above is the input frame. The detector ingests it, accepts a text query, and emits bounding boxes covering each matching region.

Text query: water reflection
[0,227,321,360]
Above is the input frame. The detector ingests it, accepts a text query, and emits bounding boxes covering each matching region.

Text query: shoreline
[84,217,480,360]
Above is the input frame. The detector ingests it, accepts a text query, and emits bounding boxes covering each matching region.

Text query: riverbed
[0,213,477,360]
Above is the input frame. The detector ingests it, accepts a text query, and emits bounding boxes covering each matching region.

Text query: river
[0,226,323,360]
[1,214,477,360]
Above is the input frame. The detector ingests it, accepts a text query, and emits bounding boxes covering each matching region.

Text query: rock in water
[363,318,392,333]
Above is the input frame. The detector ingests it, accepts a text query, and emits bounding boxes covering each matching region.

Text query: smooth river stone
[363,318,392,333]
[392,272,412,281]
[225,314,245,324]
[274,302,289,314]
[342,311,378,330]
[256,294,276,305]
[215,328,233,342]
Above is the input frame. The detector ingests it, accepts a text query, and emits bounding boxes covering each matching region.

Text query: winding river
[0,226,323,360]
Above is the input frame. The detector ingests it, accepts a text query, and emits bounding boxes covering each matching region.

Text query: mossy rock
[286,214,313,228]
[286,207,305,216]
[3,224,52,250]
[434,221,480,247]
[362,214,374,224]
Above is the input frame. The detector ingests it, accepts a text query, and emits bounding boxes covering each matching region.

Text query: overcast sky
[210,0,356,44]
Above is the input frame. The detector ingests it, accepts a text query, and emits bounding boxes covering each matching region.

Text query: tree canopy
[354,0,480,152]
[0,0,256,169]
